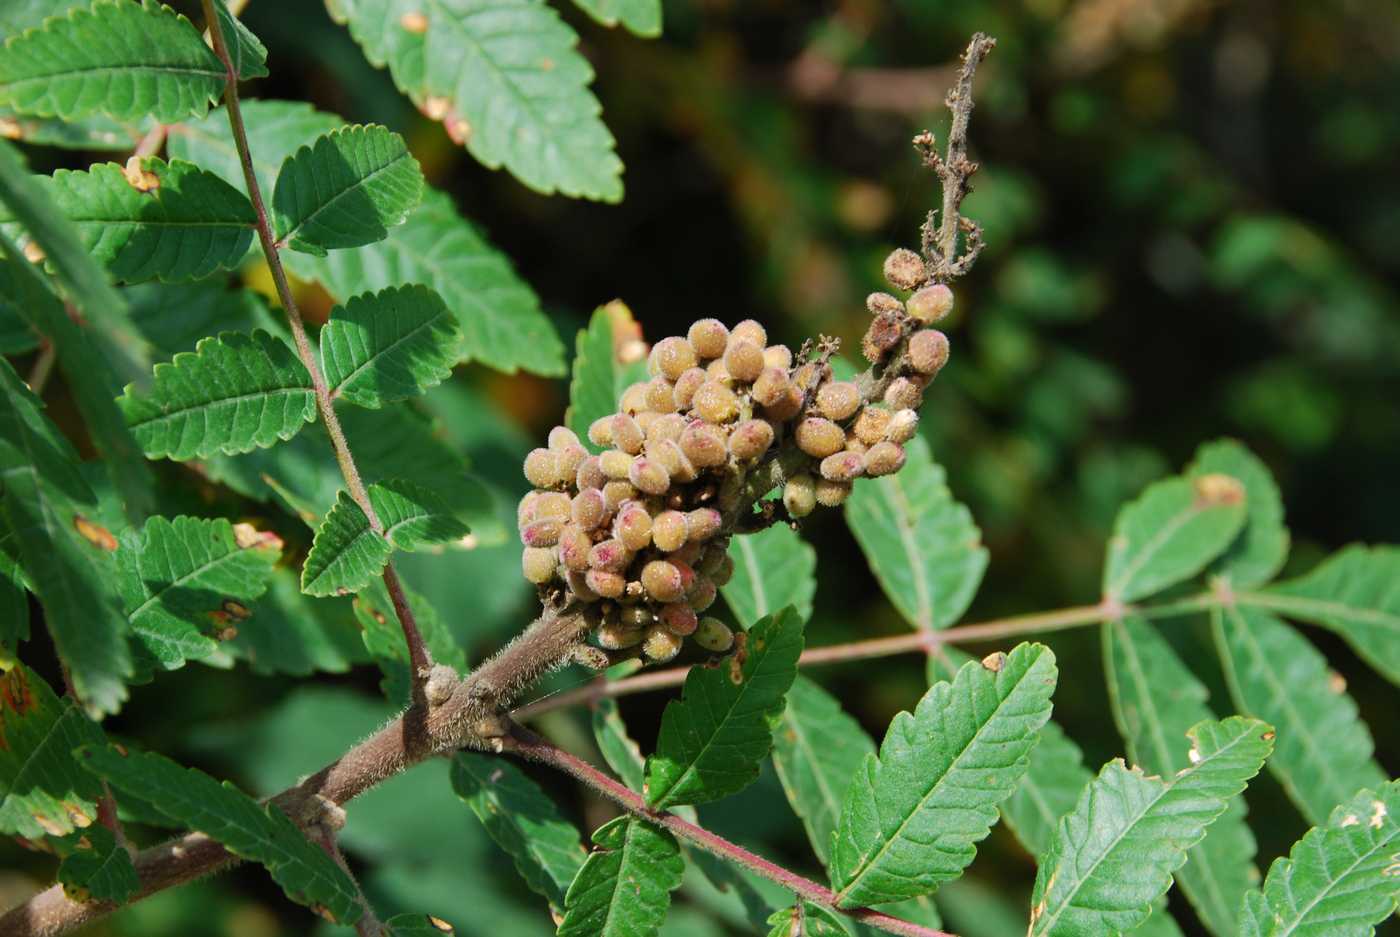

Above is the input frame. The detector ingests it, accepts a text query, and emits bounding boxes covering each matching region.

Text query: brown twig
[501,727,954,937]
[198,0,433,709]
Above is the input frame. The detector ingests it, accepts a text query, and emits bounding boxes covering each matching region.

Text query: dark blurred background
[3,0,1398,934]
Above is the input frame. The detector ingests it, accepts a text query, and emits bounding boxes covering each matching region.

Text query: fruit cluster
[518,249,954,664]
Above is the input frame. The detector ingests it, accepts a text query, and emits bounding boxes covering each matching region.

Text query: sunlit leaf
[321,285,461,409]
[567,302,648,448]
[369,478,470,551]
[1187,439,1289,588]
[301,490,391,597]
[557,816,684,937]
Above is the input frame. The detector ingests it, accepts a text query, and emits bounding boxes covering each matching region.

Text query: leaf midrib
[126,385,314,430]
[127,539,250,624]
[1269,823,1399,936]
[733,535,769,622]
[278,146,413,244]
[1244,591,1400,631]
[326,310,450,399]
[1106,497,1202,600]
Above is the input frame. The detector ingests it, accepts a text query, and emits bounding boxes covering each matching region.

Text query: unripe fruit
[710,553,735,587]
[820,450,866,482]
[887,408,919,443]
[599,449,633,480]
[566,569,598,602]
[673,540,704,565]
[635,410,659,434]
[731,319,767,348]
[843,434,868,456]
[613,502,653,551]
[517,490,540,528]
[705,358,732,384]
[609,413,644,454]
[724,340,765,382]
[867,291,904,317]
[652,510,689,552]
[687,577,718,611]
[691,381,738,423]
[602,480,637,512]
[816,381,861,421]
[572,488,607,529]
[815,477,852,507]
[645,377,678,414]
[619,382,650,414]
[523,448,560,488]
[558,524,592,570]
[646,412,687,446]
[763,382,804,421]
[659,603,698,636]
[680,422,728,468]
[620,605,653,629]
[883,247,926,290]
[521,547,557,583]
[643,625,683,662]
[585,569,626,599]
[909,329,950,376]
[535,492,571,521]
[686,508,722,542]
[554,443,586,483]
[649,336,698,380]
[548,426,580,449]
[652,439,698,483]
[687,319,730,359]
[862,313,904,363]
[694,618,734,653]
[907,283,954,323]
[641,560,685,602]
[576,455,606,491]
[763,344,793,370]
[884,376,924,410]
[521,519,562,547]
[596,622,644,649]
[795,418,845,458]
[629,456,671,495]
[783,474,817,517]
[853,407,893,446]
[588,538,630,573]
[751,368,793,408]
[729,419,774,460]
[864,441,906,477]
[672,367,707,409]
[587,416,614,448]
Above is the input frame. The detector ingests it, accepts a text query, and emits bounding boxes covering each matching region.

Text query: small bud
[751,367,793,407]
[815,478,851,507]
[795,418,846,458]
[816,381,861,421]
[596,621,644,649]
[694,618,734,653]
[853,407,892,446]
[687,577,718,611]
[602,480,638,512]
[628,456,671,496]
[783,474,817,518]
[731,319,768,349]
[599,449,633,480]
[763,344,793,371]
[643,625,683,662]
[619,381,650,415]
[521,547,557,583]
[674,540,704,565]
[642,560,686,602]
[548,426,580,449]
[521,519,563,547]
[723,340,765,382]
[864,441,906,477]
[517,490,540,528]
[649,336,698,380]
[729,419,774,460]
[844,433,868,455]
[908,329,950,376]
[659,603,699,636]
[820,450,866,482]
[566,569,599,602]
[646,412,687,446]
[710,553,735,587]
[651,439,698,483]
[555,443,586,483]
[672,367,707,409]
[688,319,730,359]
[679,421,729,468]
[686,508,722,542]
[576,455,606,491]
[635,410,659,434]
[609,413,645,454]
[883,247,927,290]
[866,291,904,317]
[620,605,654,629]
[652,510,689,552]
[907,284,954,323]
[588,416,614,447]
[862,313,904,363]
[691,381,739,423]
[557,524,592,570]
[585,569,626,599]
[883,377,924,410]
[523,448,560,488]
[572,488,607,529]
[886,408,919,443]
[644,377,678,414]
[588,538,630,572]
[613,502,653,551]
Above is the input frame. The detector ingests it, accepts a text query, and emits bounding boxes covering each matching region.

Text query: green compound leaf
[645,607,805,809]
[724,522,816,628]
[118,330,316,461]
[272,124,423,255]
[772,675,876,867]
[210,0,268,80]
[301,491,391,597]
[56,823,139,903]
[0,361,132,716]
[1255,544,1400,686]
[116,515,281,674]
[450,751,586,914]
[168,100,345,198]
[1187,439,1289,588]
[765,902,849,937]
[845,435,988,632]
[284,189,565,376]
[77,743,363,925]
[567,301,649,448]
[329,0,624,202]
[1102,615,1262,937]
[321,284,461,409]
[927,648,1091,861]
[1239,780,1400,937]
[1028,717,1274,937]
[556,816,684,937]
[1102,472,1248,603]
[368,478,469,551]
[1212,604,1386,824]
[830,642,1058,908]
[0,0,225,123]
[570,0,661,37]
[0,665,106,839]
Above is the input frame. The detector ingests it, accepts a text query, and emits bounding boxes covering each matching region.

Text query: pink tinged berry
[907,283,954,323]
[691,381,739,423]
[820,451,866,482]
[795,418,846,458]
[585,569,626,599]
[816,381,861,421]
[587,416,614,447]
[687,319,730,359]
[628,456,671,496]
[862,313,904,363]
[883,247,926,291]
[728,419,774,460]
[750,368,791,408]
[909,329,950,376]
[685,508,722,542]
[672,367,707,409]
[853,407,892,446]
[523,448,560,488]
[548,426,581,449]
[576,455,606,491]
[517,490,540,528]
[642,626,683,663]
[521,519,563,547]
[613,501,653,551]
[554,443,586,482]
[521,547,557,584]
[609,414,645,454]
[557,524,592,571]
[659,603,699,636]
[572,488,607,529]
[887,408,919,443]
[599,449,633,480]
[641,560,686,602]
[652,511,689,552]
[646,412,687,446]
[731,319,767,349]
[650,336,698,381]
[645,377,678,414]
[680,422,729,468]
[763,344,793,370]
[687,577,718,611]
[694,617,734,653]
[884,377,924,410]
[723,340,765,383]
[588,538,630,573]
[864,441,906,477]
[867,291,904,316]
[761,380,804,421]
[815,478,851,507]
[783,474,817,518]
[596,622,644,649]
[652,439,698,483]
[535,492,572,521]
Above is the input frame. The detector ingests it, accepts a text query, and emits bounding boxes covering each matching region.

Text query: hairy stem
[502,728,954,937]
[198,0,433,705]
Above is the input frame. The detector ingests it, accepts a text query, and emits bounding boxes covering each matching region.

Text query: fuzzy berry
[729,419,774,461]
[523,448,560,488]
[795,418,846,458]
[908,329,950,376]
[783,474,817,518]
[907,284,953,323]
[650,336,697,380]
[687,319,730,359]
[694,618,734,653]
[883,247,926,291]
